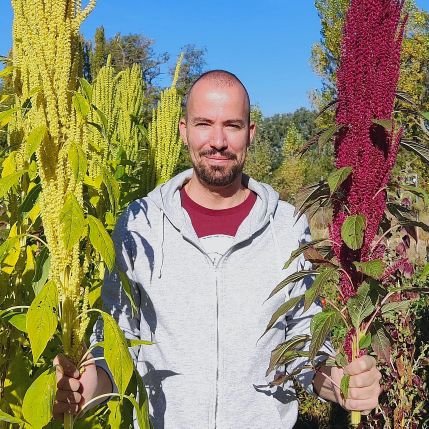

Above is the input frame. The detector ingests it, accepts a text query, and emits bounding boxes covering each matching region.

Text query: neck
[184,171,249,210]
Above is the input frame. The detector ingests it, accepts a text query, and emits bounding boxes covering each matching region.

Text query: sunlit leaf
[0,409,25,424]
[22,368,56,427]
[283,238,326,270]
[263,295,304,336]
[101,311,133,395]
[347,282,377,329]
[266,335,309,375]
[353,260,385,279]
[27,280,58,363]
[26,125,47,159]
[310,310,342,360]
[79,77,93,101]
[327,167,352,195]
[87,215,115,271]
[69,142,87,181]
[268,270,317,300]
[341,214,366,250]
[73,92,90,119]
[340,374,350,399]
[371,320,391,362]
[304,267,338,312]
[372,118,393,132]
[359,333,372,349]
[0,170,26,199]
[60,193,86,251]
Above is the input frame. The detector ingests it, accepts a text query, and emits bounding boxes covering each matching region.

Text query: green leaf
[372,119,393,132]
[102,166,120,214]
[32,247,50,296]
[93,105,109,134]
[381,300,412,316]
[283,238,326,270]
[20,183,41,220]
[327,167,352,195]
[73,92,90,119]
[263,295,304,336]
[107,399,122,429]
[309,310,342,360]
[68,142,87,181]
[371,320,391,362]
[359,333,372,349]
[26,125,47,159]
[0,170,26,199]
[0,65,13,78]
[353,260,385,279]
[304,267,338,312]
[340,374,350,399]
[118,270,138,316]
[318,124,339,147]
[266,335,310,375]
[79,77,93,101]
[0,236,20,265]
[60,193,86,251]
[0,409,25,425]
[87,215,115,271]
[268,270,317,300]
[341,214,366,250]
[22,368,56,428]
[335,352,348,367]
[102,311,134,395]
[0,107,17,128]
[420,111,429,121]
[346,282,377,329]
[126,394,151,429]
[27,280,58,363]
[400,139,429,164]
[3,312,27,332]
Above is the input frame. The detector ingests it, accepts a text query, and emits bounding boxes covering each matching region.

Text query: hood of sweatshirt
[146,168,280,247]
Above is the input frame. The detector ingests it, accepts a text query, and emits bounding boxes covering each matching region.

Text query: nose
[211,125,227,151]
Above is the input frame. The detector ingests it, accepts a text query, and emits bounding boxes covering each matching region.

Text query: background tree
[244,106,273,182]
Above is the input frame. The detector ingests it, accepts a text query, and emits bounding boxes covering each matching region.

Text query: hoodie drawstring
[158,208,165,279]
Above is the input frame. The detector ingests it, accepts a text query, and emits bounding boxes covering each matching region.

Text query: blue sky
[0,1,428,116]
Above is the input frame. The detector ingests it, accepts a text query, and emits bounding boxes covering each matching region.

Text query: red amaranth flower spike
[329,0,407,300]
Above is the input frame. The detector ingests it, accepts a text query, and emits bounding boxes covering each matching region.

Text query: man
[54,70,381,428]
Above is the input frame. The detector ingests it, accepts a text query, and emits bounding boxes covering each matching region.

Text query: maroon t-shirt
[180,187,257,238]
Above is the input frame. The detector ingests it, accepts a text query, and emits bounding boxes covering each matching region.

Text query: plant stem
[350,410,361,427]
[64,413,74,429]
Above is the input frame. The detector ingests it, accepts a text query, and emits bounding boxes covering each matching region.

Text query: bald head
[185,70,251,123]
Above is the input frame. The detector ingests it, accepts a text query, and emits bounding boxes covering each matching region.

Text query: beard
[192,149,245,187]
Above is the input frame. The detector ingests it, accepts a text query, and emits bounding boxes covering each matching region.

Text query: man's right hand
[53,353,112,421]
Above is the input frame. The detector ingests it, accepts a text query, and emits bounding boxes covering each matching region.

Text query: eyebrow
[190,117,214,124]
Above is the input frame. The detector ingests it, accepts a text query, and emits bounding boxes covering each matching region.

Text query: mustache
[199,149,237,160]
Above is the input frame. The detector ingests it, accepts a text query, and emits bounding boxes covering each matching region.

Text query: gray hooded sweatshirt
[93,169,327,429]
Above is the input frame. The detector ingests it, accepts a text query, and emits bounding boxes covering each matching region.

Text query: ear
[248,121,256,148]
[179,117,188,146]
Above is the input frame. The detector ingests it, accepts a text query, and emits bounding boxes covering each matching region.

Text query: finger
[347,383,381,401]
[57,375,81,392]
[343,396,379,412]
[54,354,79,378]
[344,355,377,376]
[348,368,381,388]
[56,390,82,404]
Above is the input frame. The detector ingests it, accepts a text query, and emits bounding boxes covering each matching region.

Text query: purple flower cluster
[330,0,407,300]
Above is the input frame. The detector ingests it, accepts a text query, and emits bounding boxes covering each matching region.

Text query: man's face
[179,79,256,187]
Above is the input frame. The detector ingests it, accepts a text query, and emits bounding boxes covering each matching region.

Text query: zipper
[214,263,219,428]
